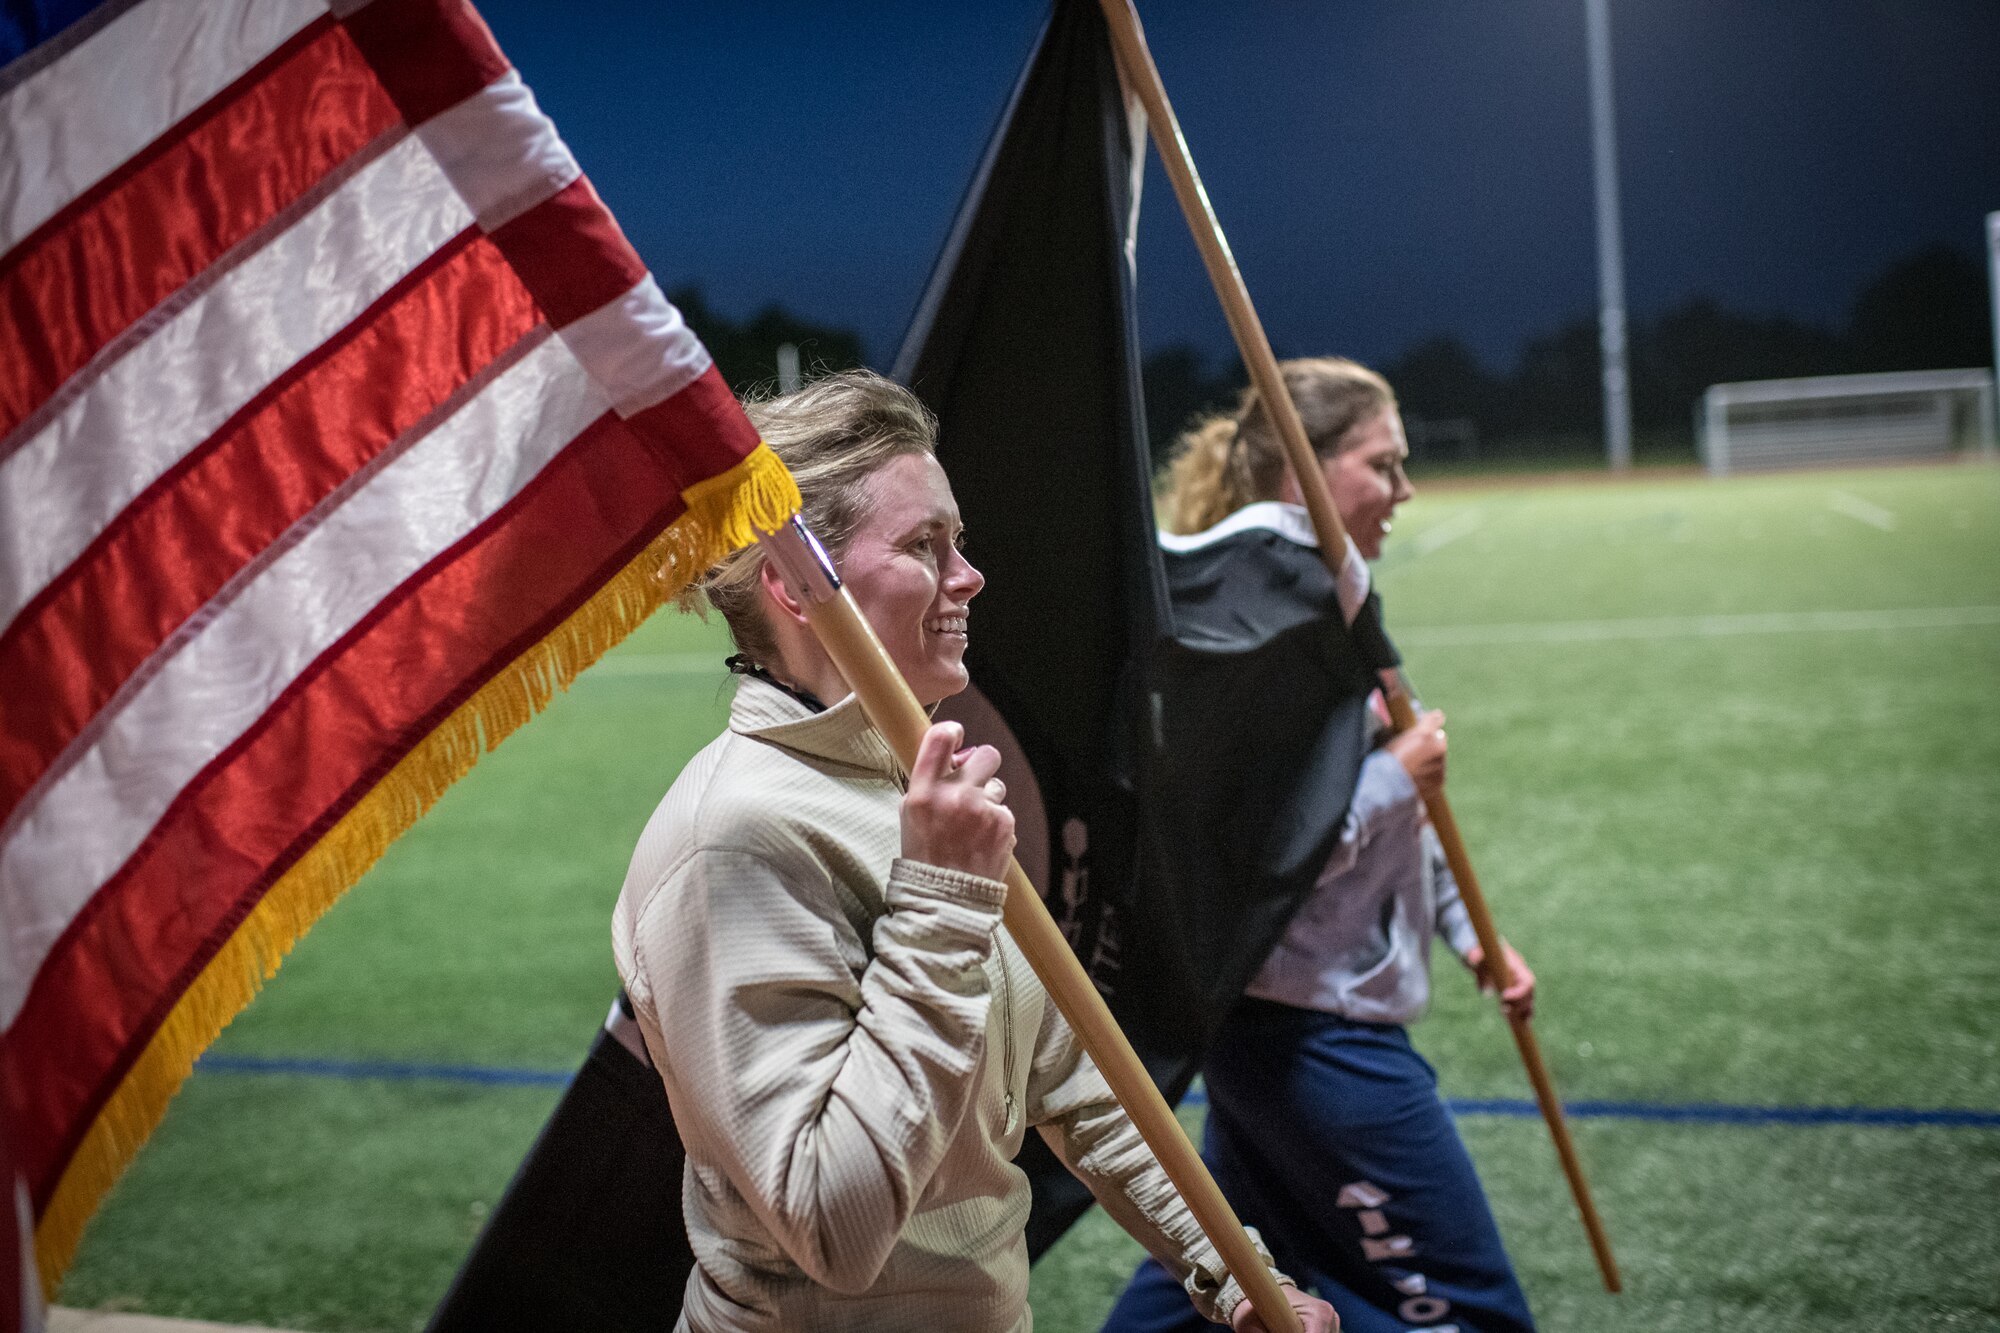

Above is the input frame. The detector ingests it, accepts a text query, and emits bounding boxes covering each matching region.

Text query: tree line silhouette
[1144,243,1992,465]
[674,243,1992,467]
[668,285,864,395]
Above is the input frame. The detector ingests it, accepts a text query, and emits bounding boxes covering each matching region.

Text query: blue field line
[1182,1086,2000,1128]
[199,1053,570,1087]
[1448,1097,2000,1128]
[195,1053,2000,1128]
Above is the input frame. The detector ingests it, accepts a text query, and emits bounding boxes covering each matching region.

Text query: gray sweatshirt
[613,676,1279,1331]
[1164,501,1477,1026]
[1245,741,1479,1025]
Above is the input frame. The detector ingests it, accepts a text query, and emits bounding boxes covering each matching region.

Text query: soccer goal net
[1698,368,1998,476]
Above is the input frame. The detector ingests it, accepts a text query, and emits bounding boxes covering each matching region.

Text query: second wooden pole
[799,584,1304,1333]
[1099,0,1619,1293]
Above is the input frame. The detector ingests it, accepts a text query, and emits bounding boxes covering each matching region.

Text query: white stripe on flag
[0,336,610,1027]
[0,133,473,632]
[415,70,580,231]
[0,0,324,256]
[405,68,716,415]
[560,276,713,417]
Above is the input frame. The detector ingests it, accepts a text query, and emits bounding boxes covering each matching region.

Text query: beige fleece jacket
[612,676,1270,1331]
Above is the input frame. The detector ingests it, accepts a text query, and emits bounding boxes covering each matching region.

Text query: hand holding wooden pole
[1378,683,1622,1292]
[1097,0,1619,1293]
[759,520,1303,1333]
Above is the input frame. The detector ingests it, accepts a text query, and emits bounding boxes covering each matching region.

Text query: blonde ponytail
[1162,415,1271,535]
[1157,357,1397,535]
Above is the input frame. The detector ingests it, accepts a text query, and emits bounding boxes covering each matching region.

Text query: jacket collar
[730,675,901,779]
[1156,500,1318,552]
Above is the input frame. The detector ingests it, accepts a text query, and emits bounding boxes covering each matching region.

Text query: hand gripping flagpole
[1375,685,1623,1294]
[758,518,1303,1333]
[1096,0,1622,1294]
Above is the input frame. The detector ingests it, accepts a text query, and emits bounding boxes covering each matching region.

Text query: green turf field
[60,460,2000,1331]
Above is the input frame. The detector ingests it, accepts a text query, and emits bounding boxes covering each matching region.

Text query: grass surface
[62,461,2000,1330]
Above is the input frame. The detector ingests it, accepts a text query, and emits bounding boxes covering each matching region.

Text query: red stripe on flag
[9,411,687,1207]
[488,175,650,329]
[341,1,656,343]
[341,0,511,129]
[0,24,400,444]
[0,235,540,830]
[625,363,766,493]
[0,15,336,274]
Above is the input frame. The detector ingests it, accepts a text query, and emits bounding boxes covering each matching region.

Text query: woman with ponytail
[1103,359,1538,1333]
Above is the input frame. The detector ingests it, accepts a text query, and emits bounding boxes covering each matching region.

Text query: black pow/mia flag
[893,0,1397,1253]
[895,0,1162,1030]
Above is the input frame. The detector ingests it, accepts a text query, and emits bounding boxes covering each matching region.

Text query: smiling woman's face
[1321,408,1413,559]
[836,452,984,707]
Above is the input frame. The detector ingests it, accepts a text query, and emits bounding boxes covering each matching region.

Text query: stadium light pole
[1586,0,1633,470]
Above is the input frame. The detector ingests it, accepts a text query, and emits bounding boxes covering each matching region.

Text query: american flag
[0,0,796,1299]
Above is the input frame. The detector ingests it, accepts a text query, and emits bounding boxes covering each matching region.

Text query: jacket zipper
[997,932,1019,1135]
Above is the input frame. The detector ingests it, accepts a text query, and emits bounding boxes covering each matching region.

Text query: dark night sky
[477,1,2000,375]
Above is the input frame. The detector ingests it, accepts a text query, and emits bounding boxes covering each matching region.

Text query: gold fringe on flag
[34,442,800,1295]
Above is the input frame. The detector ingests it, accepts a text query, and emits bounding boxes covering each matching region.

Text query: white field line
[48,1305,301,1333]
[1407,506,1485,557]
[583,652,726,678]
[587,606,2000,672]
[1828,490,1896,531]
[1396,605,2000,649]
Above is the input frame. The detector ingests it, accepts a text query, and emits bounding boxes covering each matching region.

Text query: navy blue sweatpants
[1100,999,1533,1333]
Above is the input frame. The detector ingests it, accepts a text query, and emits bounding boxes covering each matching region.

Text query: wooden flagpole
[1377,686,1623,1292]
[1095,0,1622,1293]
[758,521,1302,1333]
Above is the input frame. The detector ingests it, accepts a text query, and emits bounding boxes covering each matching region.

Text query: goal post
[1989,210,1999,429]
[1698,368,1999,476]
